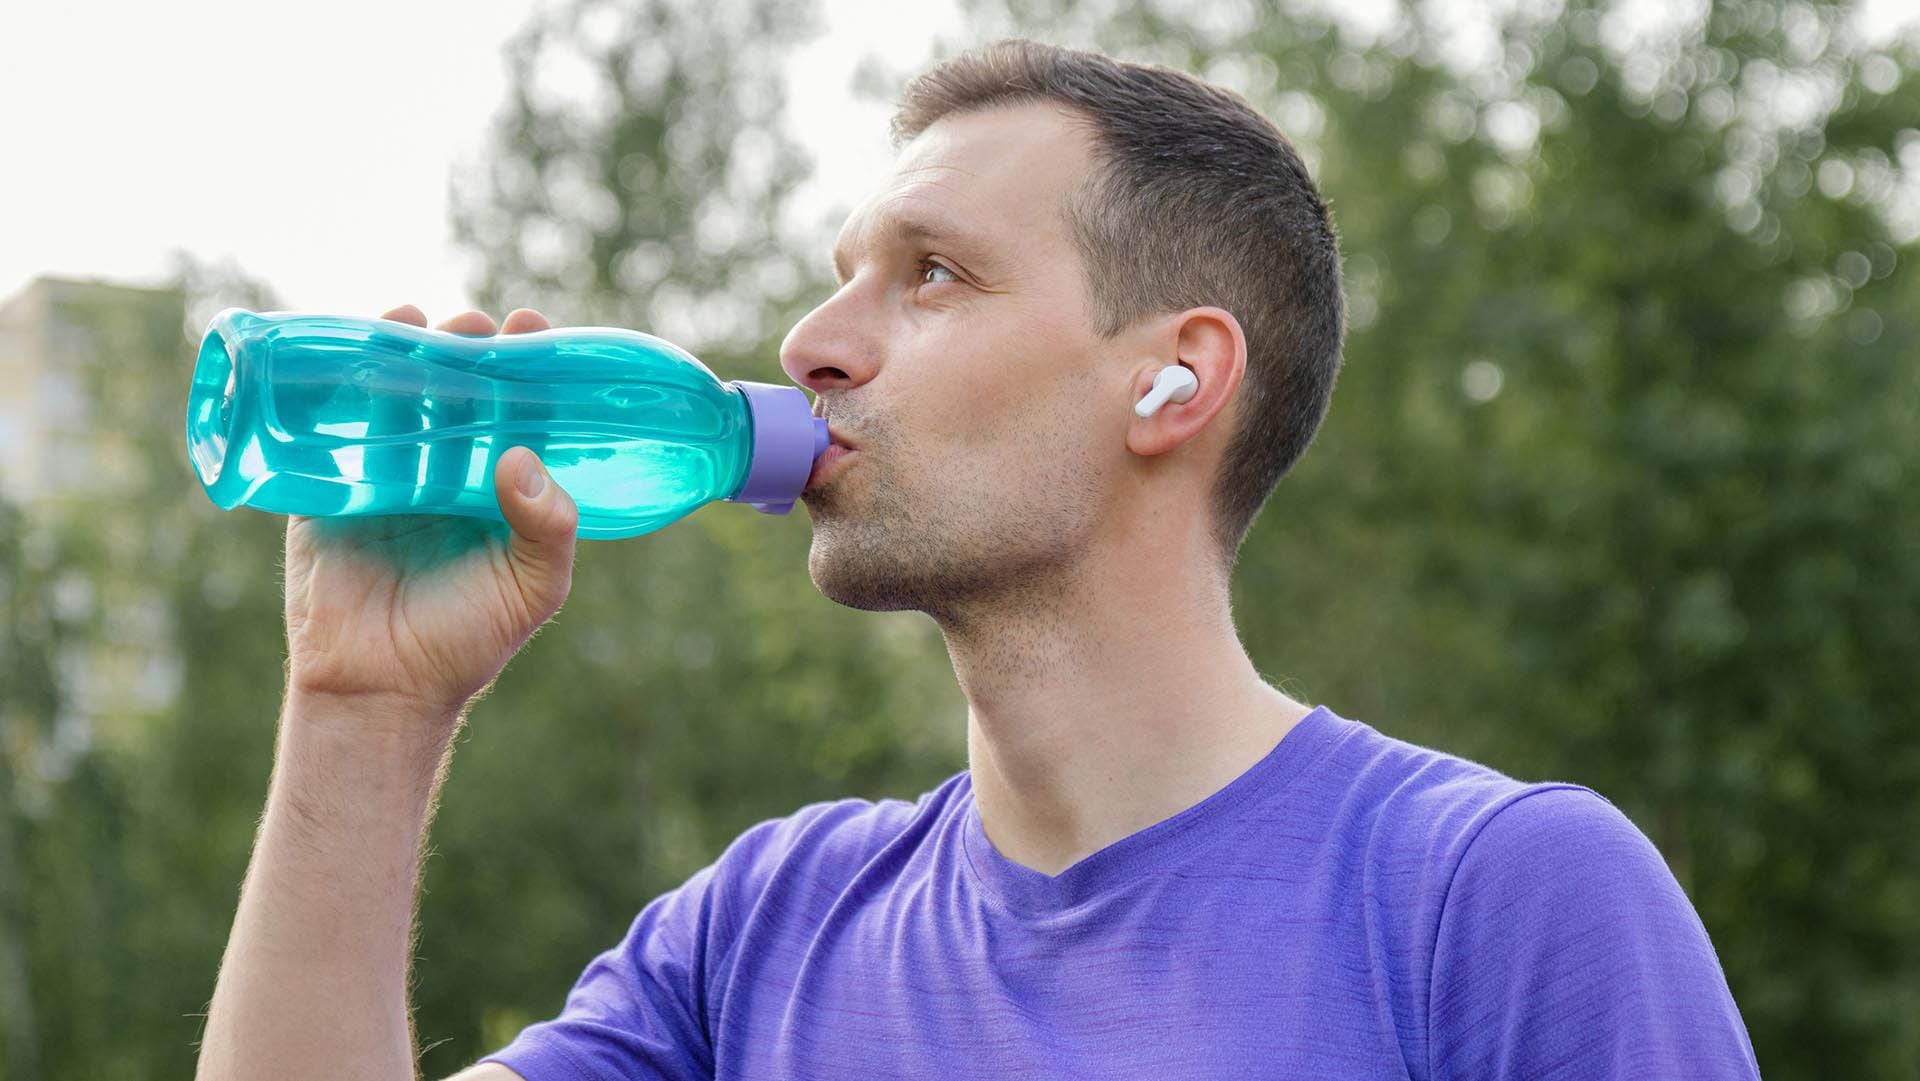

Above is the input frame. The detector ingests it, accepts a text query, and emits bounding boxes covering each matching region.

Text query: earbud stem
[1133,366,1197,418]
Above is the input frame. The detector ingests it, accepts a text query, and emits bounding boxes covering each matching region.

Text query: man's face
[780,103,1136,619]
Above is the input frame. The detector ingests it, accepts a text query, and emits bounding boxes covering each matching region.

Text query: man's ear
[1125,306,1246,458]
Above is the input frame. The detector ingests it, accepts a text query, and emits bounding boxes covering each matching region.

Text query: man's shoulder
[1315,713,1638,899]
[1325,715,1578,846]
[1410,770,1756,1078]
[707,771,966,902]
[1315,716,1703,984]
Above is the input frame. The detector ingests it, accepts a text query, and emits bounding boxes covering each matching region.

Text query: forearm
[196,692,464,1081]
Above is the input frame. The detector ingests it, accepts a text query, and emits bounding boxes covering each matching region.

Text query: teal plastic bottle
[186,309,829,539]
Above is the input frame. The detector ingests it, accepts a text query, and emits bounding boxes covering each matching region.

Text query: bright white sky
[2,0,1913,322]
[0,0,962,319]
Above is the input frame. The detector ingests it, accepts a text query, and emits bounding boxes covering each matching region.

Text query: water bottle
[185,308,828,539]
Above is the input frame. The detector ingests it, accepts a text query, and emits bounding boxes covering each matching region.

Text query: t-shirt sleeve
[1426,786,1762,1081]
[478,806,832,1081]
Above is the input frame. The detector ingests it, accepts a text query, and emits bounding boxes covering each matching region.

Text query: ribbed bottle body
[187,310,754,539]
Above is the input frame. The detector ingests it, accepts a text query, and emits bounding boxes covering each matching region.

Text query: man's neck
[938,550,1312,878]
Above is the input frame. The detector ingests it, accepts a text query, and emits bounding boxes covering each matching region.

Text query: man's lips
[806,420,859,491]
[807,443,855,490]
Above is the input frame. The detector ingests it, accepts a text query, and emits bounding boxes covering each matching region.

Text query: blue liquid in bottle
[186,309,828,539]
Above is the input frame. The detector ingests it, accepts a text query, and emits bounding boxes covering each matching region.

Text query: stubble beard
[801,455,1090,627]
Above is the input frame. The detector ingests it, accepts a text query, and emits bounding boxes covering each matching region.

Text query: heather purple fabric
[482,705,1761,1079]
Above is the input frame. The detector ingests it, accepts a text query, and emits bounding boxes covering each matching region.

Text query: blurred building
[0,276,186,502]
[0,274,189,764]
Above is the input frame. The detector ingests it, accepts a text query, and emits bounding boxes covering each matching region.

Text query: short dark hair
[893,39,1345,570]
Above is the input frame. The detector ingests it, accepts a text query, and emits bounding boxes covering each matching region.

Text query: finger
[501,308,552,335]
[494,446,578,624]
[382,304,427,326]
[436,310,498,336]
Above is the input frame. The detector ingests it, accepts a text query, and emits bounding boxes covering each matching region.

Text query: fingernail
[517,455,546,498]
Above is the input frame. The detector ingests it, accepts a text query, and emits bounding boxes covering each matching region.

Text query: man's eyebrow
[832,214,989,282]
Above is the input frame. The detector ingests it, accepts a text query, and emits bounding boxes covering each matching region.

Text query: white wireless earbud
[1133,365,1198,418]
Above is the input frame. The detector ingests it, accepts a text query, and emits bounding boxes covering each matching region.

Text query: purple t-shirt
[484,705,1760,1079]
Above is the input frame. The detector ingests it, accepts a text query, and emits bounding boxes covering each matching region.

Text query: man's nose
[779,284,879,396]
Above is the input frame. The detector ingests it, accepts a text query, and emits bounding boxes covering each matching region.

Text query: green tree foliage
[450,0,825,352]
[950,0,1919,1075]
[1,266,291,1080]
[0,498,57,1081]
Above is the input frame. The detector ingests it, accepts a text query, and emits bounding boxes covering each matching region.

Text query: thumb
[495,446,579,620]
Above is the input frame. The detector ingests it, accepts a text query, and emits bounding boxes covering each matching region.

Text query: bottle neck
[723,380,829,515]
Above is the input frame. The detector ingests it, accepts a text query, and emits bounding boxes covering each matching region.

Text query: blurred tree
[0,264,288,1079]
[0,498,56,1080]
[947,0,1920,1075]
[451,0,823,354]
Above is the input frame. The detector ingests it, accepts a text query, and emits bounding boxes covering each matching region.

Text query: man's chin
[804,528,923,614]
[807,568,912,614]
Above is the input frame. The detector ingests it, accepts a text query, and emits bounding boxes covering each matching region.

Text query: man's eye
[917,259,959,286]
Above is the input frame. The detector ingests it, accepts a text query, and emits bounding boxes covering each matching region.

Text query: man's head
[780,39,1342,622]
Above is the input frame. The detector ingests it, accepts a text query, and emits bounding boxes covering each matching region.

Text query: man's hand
[282,305,579,733]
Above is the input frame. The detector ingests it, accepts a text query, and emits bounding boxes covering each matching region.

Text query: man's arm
[196,692,482,1081]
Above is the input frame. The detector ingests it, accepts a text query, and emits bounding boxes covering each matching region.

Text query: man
[195,39,1761,1081]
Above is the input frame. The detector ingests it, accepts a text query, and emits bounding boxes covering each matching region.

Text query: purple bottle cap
[726,380,830,515]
